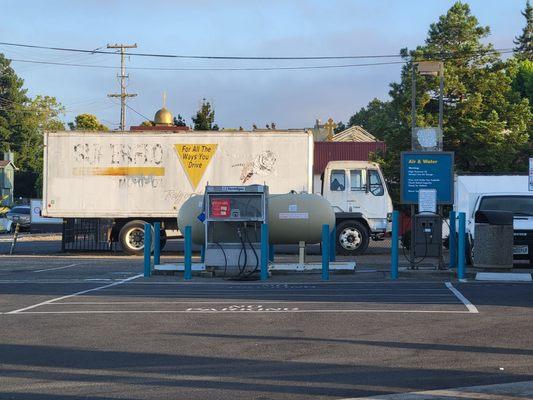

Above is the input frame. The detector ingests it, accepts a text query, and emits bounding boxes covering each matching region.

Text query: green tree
[69,113,109,131]
[192,99,215,130]
[347,98,397,140]
[363,2,531,201]
[173,114,186,127]
[0,54,29,155]
[514,0,533,60]
[0,54,66,196]
[333,121,346,134]
[512,59,533,106]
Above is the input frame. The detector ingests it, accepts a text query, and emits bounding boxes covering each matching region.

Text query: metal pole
[449,211,456,268]
[261,223,269,281]
[329,225,336,262]
[143,222,152,277]
[391,211,399,280]
[184,225,192,280]
[268,243,274,262]
[153,222,161,266]
[411,62,417,142]
[438,70,444,131]
[200,245,205,263]
[458,212,466,281]
[321,224,330,281]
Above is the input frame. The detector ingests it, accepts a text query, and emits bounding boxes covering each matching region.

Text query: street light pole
[438,68,444,131]
[411,62,417,140]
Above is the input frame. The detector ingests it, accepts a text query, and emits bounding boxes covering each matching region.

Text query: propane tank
[177,195,205,244]
[177,193,335,245]
[268,193,335,244]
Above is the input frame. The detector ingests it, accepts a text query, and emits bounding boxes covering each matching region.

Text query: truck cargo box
[43,131,313,218]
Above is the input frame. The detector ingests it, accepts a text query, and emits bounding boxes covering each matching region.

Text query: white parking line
[6,274,143,314]
[33,263,82,273]
[445,282,479,313]
[10,309,473,315]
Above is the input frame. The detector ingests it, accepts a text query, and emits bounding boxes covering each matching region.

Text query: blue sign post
[400,152,454,204]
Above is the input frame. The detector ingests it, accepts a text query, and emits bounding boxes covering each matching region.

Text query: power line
[0,40,515,61]
[7,57,407,71]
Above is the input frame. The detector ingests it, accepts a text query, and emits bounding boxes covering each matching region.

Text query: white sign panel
[529,158,533,191]
[418,188,437,214]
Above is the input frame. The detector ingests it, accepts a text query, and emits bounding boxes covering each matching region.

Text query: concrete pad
[475,272,532,282]
[153,263,206,272]
[344,380,533,399]
[269,261,356,271]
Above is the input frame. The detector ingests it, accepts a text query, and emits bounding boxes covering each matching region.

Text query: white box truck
[454,175,533,264]
[43,131,392,255]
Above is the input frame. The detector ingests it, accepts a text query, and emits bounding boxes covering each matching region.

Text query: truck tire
[119,220,152,255]
[336,220,369,255]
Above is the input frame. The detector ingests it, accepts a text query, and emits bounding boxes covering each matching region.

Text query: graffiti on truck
[232,150,276,183]
[73,143,164,165]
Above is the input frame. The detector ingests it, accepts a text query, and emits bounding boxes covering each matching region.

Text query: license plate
[513,245,529,255]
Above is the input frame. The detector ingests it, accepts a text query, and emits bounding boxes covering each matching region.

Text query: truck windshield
[479,196,533,216]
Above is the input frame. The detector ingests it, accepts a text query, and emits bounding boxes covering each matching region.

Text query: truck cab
[320,161,393,255]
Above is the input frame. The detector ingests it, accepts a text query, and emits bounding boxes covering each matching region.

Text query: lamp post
[414,60,444,132]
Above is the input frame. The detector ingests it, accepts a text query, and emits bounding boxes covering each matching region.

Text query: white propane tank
[177,195,205,244]
[268,193,335,244]
[177,193,335,245]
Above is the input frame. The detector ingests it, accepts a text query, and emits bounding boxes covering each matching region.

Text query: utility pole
[107,43,137,130]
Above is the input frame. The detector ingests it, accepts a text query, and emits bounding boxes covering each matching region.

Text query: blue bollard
[449,211,456,269]
[261,224,269,281]
[391,211,399,280]
[153,222,161,267]
[458,212,466,280]
[184,225,192,280]
[143,222,152,277]
[322,224,330,281]
[269,243,274,262]
[329,226,336,262]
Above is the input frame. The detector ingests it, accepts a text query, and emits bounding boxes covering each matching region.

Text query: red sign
[211,198,230,217]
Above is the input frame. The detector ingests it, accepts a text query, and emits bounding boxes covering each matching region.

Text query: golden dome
[154,107,173,125]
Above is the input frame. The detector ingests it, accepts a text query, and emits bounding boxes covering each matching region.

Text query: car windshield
[10,207,30,215]
[478,195,533,216]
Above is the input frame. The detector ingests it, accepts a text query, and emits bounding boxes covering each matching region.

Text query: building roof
[313,141,386,174]
[332,125,377,142]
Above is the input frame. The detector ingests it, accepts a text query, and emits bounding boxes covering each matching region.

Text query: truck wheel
[336,220,369,255]
[119,220,152,255]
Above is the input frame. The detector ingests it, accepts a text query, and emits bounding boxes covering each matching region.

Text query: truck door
[365,169,387,218]
[327,169,348,211]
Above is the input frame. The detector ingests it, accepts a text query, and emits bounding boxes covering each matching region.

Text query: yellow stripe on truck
[73,167,165,176]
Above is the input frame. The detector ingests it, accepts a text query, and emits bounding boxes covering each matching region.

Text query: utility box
[474,210,513,269]
[204,185,268,270]
[411,213,442,259]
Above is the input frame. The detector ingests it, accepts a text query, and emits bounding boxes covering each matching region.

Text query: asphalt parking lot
[1,252,533,400]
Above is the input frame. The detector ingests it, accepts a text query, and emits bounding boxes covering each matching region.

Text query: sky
[0,0,527,130]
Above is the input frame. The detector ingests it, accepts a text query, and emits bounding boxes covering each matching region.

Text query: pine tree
[363,1,532,200]
[514,0,533,60]
[192,99,215,130]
